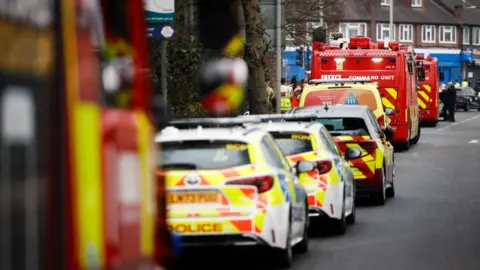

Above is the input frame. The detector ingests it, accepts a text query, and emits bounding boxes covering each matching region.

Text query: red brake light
[316,160,332,175]
[226,175,274,193]
[359,141,377,153]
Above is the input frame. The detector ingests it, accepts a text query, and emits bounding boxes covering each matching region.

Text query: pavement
[178,111,480,270]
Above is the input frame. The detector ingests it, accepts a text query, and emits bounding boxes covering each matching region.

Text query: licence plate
[167,191,220,204]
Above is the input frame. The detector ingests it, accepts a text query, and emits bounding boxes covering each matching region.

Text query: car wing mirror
[384,108,395,115]
[344,148,362,161]
[295,160,316,175]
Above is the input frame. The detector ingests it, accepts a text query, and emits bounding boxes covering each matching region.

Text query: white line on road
[437,114,480,131]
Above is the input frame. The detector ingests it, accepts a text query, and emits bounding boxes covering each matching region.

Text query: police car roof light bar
[258,113,320,122]
[169,116,263,128]
[309,78,371,85]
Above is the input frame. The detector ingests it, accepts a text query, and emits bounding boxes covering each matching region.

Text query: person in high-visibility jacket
[462,79,469,87]
[280,77,292,112]
[454,80,461,88]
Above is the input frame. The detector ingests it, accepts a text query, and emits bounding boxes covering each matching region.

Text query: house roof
[436,0,480,26]
[340,0,460,25]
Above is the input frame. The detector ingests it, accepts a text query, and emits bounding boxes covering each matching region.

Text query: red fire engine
[311,36,422,150]
[415,53,440,127]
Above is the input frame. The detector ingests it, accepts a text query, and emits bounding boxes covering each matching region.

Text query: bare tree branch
[285,0,346,45]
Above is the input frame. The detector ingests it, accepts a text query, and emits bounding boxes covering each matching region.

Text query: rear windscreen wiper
[160,163,197,170]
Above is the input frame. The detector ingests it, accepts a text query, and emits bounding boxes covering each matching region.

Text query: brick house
[333,0,465,83]
[437,0,480,84]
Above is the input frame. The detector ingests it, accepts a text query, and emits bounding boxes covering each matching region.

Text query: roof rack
[309,78,371,85]
[168,116,263,129]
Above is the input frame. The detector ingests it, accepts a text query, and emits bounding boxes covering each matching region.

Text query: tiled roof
[436,0,480,25]
[341,0,460,25]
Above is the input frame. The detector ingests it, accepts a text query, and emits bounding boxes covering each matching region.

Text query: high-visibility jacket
[462,81,469,87]
[280,85,292,111]
[454,82,461,88]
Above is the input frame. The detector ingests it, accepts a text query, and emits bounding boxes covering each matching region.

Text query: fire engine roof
[288,105,371,118]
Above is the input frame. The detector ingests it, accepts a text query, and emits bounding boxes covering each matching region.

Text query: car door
[366,110,394,180]
[318,127,353,190]
[261,135,305,236]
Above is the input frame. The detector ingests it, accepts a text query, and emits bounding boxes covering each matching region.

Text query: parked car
[456,87,480,111]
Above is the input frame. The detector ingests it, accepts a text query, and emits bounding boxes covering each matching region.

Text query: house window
[377,23,395,41]
[411,0,422,7]
[439,25,456,44]
[421,25,435,43]
[339,23,367,39]
[463,26,470,45]
[399,24,413,42]
[380,0,391,6]
[473,27,480,45]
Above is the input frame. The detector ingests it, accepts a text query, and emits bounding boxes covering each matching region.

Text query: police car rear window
[161,141,251,170]
[316,118,370,136]
[270,132,314,156]
[304,89,377,111]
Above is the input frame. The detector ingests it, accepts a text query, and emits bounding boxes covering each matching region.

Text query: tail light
[226,175,274,193]
[359,140,377,154]
[316,160,332,175]
[378,114,385,129]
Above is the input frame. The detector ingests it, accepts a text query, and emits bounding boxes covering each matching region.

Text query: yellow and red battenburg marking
[334,136,376,179]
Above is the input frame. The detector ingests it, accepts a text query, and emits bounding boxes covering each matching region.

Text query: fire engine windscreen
[322,57,397,71]
[316,118,369,137]
[161,141,250,170]
[270,132,314,155]
[303,89,377,110]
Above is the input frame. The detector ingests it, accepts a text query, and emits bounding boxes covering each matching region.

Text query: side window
[267,136,292,169]
[319,128,341,156]
[367,111,383,136]
[261,137,284,169]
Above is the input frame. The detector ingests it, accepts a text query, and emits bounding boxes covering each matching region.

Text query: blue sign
[345,92,359,105]
[146,25,175,39]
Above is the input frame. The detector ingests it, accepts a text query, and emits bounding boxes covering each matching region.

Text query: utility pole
[389,0,394,41]
[275,0,282,114]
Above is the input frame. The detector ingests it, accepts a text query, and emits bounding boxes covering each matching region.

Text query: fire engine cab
[415,53,439,127]
[311,36,422,150]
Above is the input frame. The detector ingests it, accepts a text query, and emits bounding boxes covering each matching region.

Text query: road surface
[178,111,480,270]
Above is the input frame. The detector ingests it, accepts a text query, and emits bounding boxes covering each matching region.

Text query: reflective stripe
[136,111,155,256]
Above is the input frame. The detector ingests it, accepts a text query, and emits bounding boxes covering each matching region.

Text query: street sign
[145,0,175,24]
[146,25,175,39]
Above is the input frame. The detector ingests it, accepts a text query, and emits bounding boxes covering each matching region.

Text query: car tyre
[477,107,480,112]
[371,168,386,205]
[410,123,421,145]
[464,106,469,112]
[294,201,309,254]
[273,210,293,269]
[330,193,347,235]
[346,196,356,225]
[386,158,395,198]
[394,141,409,151]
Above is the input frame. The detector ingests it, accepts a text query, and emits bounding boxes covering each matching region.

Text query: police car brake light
[316,160,332,174]
[225,174,274,193]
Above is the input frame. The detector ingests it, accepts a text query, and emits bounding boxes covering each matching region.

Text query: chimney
[370,0,377,40]
[454,5,463,20]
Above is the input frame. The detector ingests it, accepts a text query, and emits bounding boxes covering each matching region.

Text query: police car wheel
[386,159,396,198]
[294,200,310,254]
[273,209,293,269]
[371,168,386,205]
[330,192,347,235]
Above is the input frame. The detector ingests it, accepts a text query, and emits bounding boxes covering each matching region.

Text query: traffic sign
[344,92,359,105]
[147,25,175,39]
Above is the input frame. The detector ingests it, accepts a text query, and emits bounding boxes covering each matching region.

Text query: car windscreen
[460,87,476,95]
[304,89,378,111]
[315,117,370,136]
[269,132,314,155]
[161,140,250,170]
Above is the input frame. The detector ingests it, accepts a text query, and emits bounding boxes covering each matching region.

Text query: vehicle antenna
[324,104,329,111]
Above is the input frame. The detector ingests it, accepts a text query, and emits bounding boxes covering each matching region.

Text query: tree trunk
[241,0,268,114]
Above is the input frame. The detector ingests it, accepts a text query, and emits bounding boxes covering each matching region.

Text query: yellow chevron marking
[385,88,397,99]
[423,85,431,92]
[382,97,395,109]
[418,91,429,101]
[417,98,427,109]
